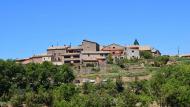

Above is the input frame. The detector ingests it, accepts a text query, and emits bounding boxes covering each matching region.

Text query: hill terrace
[16,39,161,67]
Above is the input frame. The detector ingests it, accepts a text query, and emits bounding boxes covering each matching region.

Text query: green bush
[154,55,169,67]
[140,51,153,59]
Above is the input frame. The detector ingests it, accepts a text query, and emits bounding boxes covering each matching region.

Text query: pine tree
[134,39,140,45]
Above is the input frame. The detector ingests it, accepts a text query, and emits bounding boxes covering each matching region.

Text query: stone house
[125,45,140,59]
[61,46,83,65]
[16,58,32,65]
[180,54,190,58]
[80,40,110,66]
[81,51,110,66]
[47,46,68,62]
[138,45,161,56]
[16,53,52,64]
[82,39,100,51]
[16,39,161,67]
[101,43,125,57]
[151,48,161,57]
[32,54,52,64]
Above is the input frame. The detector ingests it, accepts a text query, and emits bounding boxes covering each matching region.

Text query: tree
[150,64,190,106]
[53,84,77,103]
[107,54,114,64]
[25,86,53,107]
[115,58,125,68]
[82,82,96,95]
[85,93,115,107]
[117,90,139,107]
[140,51,153,59]
[154,55,170,67]
[134,39,140,45]
[54,64,75,84]
[116,76,124,93]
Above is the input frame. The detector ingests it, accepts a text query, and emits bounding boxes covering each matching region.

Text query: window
[88,54,90,57]
[132,50,134,53]
[112,52,115,54]
[73,55,80,58]
[64,56,70,58]
[113,47,115,49]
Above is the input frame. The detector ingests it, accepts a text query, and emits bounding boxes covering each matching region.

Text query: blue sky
[0,0,190,59]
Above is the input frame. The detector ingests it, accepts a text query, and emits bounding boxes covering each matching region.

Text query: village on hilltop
[17,39,161,67]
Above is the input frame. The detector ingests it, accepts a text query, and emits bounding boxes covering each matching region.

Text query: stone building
[47,46,83,65]
[16,53,52,64]
[61,46,83,65]
[138,45,161,56]
[125,45,140,59]
[81,51,110,67]
[47,46,68,62]
[32,53,52,63]
[17,40,106,66]
[82,40,100,51]
[101,43,125,57]
[16,39,161,66]
[81,40,110,67]
[180,54,190,58]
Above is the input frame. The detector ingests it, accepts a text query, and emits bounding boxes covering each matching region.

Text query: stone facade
[125,46,140,59]
[82,40,100,51]
[101,43,125,57]
[17,39,160,66]
[47,46,67,62]
[81,51,110,66]
[138,45,161,56]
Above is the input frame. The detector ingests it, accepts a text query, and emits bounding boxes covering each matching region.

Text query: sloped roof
[33,53,52,58]
[139,46,152,51]
[67,46,83,50]
[102,43,125,51]
[83,39,99,45]
[127,45,140,49]
[180,54,190,57]
[47,46,69,50]
[82,51,110,54]
[105,43,125,48]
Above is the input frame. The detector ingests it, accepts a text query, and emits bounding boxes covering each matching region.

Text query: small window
[112,52,115,54]
[88,54,90,57]
[113,47,115,49]
[132,50,134,53]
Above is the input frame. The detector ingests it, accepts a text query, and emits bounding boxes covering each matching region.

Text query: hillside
[1,57,190,107]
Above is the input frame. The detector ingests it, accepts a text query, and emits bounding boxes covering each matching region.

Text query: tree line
[1,59,190,107]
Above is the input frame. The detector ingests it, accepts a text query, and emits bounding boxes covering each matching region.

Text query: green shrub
[140,51,153,59]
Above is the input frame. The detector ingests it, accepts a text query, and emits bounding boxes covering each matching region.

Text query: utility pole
[177,46,180,57]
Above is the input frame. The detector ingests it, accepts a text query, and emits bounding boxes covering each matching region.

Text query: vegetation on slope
[1,57,190,107]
